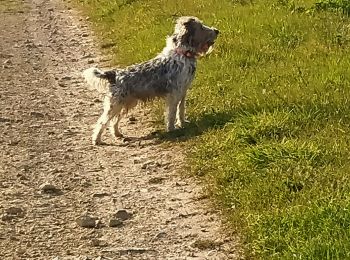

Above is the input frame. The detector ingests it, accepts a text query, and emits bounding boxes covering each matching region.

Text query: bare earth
[0,0,240,259]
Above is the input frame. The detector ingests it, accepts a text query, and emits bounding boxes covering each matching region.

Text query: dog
[83,16,219,145]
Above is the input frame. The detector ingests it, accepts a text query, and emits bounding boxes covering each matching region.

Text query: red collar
[175,48,196,58]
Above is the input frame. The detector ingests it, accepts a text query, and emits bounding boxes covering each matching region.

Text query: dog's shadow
[150,110,235,143]
[96,111,235,147]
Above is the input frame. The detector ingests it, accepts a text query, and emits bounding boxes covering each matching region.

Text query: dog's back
[83,54,196,102]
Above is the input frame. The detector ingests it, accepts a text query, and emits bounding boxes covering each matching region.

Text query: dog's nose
[214,28,219,35]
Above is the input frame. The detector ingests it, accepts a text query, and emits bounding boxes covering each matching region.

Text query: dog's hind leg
[109,99,137,139]
[92,95,122,145]
[109,111,123,139]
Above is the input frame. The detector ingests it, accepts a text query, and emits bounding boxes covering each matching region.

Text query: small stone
[148,177,165,184]
[113,209,133,221]
[81,32,89,37]
[154,231,167,239]
[133,158,142,164]
[175,181,187,187]
[30,111,45,118]
[191,239,222,250]
[16,248,26,255]
[141,161,162,170]
[40,183,61,194]
[76,215,97,228]
[117,247,151,254]
[108,218,123,227]
[91,239,101,247]
[91,238,107,247]
[99,57,110,63]
[6,207,23,215]
[0,53,14,58]
[8,140,20,146]
[141,163,149,170]
[92,192,109,198]
[1,207,25,221]
[87,59,95,64]
[122,137,132,142]
[1,214,13,221]
[129,116,137,122]
[61,76,72,81]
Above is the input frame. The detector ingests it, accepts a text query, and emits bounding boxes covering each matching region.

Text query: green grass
[75,0,350,258]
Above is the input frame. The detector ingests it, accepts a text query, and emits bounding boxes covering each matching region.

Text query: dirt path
[0,0,240,259]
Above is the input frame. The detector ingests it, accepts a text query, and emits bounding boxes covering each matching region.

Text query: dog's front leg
[165,95,178,131]
[177,95,189,128]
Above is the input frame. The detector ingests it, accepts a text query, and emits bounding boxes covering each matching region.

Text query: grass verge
[74,0,350,258]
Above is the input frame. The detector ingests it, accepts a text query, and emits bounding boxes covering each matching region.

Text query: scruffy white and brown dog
[83,16,219,145]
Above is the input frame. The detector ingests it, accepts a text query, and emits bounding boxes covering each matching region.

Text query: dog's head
[172,16,219,56]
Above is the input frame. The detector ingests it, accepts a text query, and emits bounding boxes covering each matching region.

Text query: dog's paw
[166,125,176,132]
[113,133,124,138]
[177,119,190,128]
[92,139,104,146]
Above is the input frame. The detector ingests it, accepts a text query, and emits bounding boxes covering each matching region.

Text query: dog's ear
[176,17,197,47]
[177,17,195,26]
[177,17,196,32]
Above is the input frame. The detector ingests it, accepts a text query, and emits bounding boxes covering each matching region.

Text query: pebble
[129,116,137,122]
[122,137,132,142]
[6,207,23,215]
[154,231,167,239]
[40,183,61,194]
[30,111,45,118]
[113,209,133,221]
[1,214,13,221]
[61,76,72,80]
[191,239,222,250]
[133,158,142,164]
[148,177,165,184]
[1,206,25,221]
[16,248,26,255]
[108,218,123,227]
[141,161,162,170]
[76,215,97,228]
[0,53,14,58]
[92,192,109,198]
[141,162,150,169]
[90,238,108,247]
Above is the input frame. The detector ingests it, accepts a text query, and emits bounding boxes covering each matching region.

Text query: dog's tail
[82,67,116,93]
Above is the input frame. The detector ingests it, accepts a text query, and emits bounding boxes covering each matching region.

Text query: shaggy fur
[83,16,219,145]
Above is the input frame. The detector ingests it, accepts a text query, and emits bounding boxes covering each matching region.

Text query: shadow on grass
[150,99,350,143]
[152,110,236,142]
